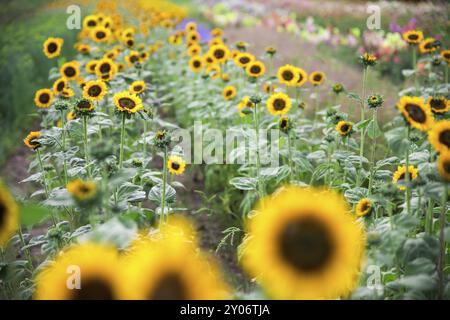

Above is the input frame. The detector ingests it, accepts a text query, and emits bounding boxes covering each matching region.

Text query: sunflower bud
[154,130,171,149]
[279,116,292,133]
[54,101,69,111]
[250,95,261,104]
[367,94,384,109]
[332,83,344,94]
[359,53,377,67]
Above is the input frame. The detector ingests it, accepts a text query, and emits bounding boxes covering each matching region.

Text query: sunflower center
[282,70,294,81]
[444,161,450,174]
[96,31,106,39]
[0,200,6,229]
[439,130,450,148]
[77,100,92,110]
[424,41,433,50]
[79,185,91,194]
[214,49,225,59]
[361,202,370,213]
[87,20,97,27]
[240,57,250,64]
[281,119,288,128]
[133,85,143,92]
[88,85,101,97]
[57,81,65,92]
[39,93,50,104]
[444,53,450,59]
[430,99,445,110]
[408,34,419,40]
[226,90,232,97]
[171,162,180,170]
[297,74,304,82]
[341,124,350,132]
[149,272,187,300]
[47,42,58,53]
[273,98,286,111]
[250,65,261,74]
[119,98,136,110]
[127,39,134,47]
[279,216,333,272]
[405,103,426,123]
[71,277,114,300]
[130,55,139,63]
[193,60,201,68]
[313,74,322,82]
[99,63,111,74]
[64,67,76,77]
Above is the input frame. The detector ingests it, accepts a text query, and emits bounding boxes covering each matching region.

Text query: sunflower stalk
[119,113,126,168]
[405,126,411,215]
[160,147,168,225]
[412,45,418,93]
[287,130,293,182]
[437,182,448,299]
[253,100,264,199]
[368,109,378,195]
[82,116,90,176]
[36,148,49,198]
[18,227,33,271]
[60,110,68,185]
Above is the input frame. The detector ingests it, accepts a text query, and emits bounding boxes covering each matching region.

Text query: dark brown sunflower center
[193,60,201,68]
[281,119,288,128]
[279,216,333,272]
[430,99,445,110]
[273,98,286,111]
[88,85,101,97]
[71,278,114,300]
[240,57,250,64]
[0,200,6,229]
[250,65,261,74]
[408,34,419,40]
[297,74,304,82]
[341,124,350,132]
[79,185,91,194]
[96,31,106,39]
[313,74,322,82]
[171,162,180,170]
[99,63,111,74]
[282,70,294,81]
[226,90,233,97]
[47,42,58,53]
[89,63,97,71]
[149,272,187,300]
[439,130,450,148]
[56,81,65,92]
[214,49,225,59]
[405,103,426,123]
[361,202,370,212]
[444,53,450,59]
[424,41,433,49]
[77,100,92,110]
[133,85,143,92]
[127,39,134,47]
[130,55,139,63]
[398,171,413,181]
[87,20,97,27]
[64,67,76,77]
[118,98,136,110]
[39,93,50,104]
[444,161,450,174]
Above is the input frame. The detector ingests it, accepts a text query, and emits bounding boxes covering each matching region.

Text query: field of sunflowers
[0,0,449,303]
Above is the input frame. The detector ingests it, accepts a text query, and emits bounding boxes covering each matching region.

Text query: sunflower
[61,88,75,99]
[397,96,434,131]
[34,89,54,108]
[23,131,42,150]
[83,80,107,102]
[309,71,326,86]
[267,92,292,116]
[209,44,229,64]
[211,28,223,38]
[359,53,377,67]
[119,228,229,300]
[34,243,121,300]
[206,64,221,80]
[437,152,450,182]
[223,86,237,101]
[0,181,19,247]
[167,155,186,175]
[419,38,438,54]
[355,198,372,217]
[428,120,450,153]
[234,52,254,68]
[43,37,64,59]
[104,49,118,61]
[74,98,95,115]
[168,34,182,46]
[392,165,418,190]
[427,96,449,114]
[265,46,277,56]
[185,22,197,32]
[237,96,254,117]
[67,179,97,202]
[52,78,68,95]
[241,186,365,299]
[125,51,140,67]
[441,50,450,64]
[246,61,266,78]
[60,61,80,80]
[203,53,215,67]
[83,15,98,29]
[95,58,117,78]
[336,121,353,137]
[188,57,203,73]
[263,83,277,94]
[67,111,77,121]
[367,94,384,109]
[86,60,98,74]
[295,67,308,87]
[126,81,144,95]
[113,91,143,114]
[90,26,111,43]
[279,116,291,133]
[77,43,90,55]
[125,37,135,48]
[277,65,300,87]
[332,83,344,94]
[402,30,424,45]
[186,31,200,43]
[187,44,201,57]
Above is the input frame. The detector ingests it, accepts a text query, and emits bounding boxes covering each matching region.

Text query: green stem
[253,102,264,198]
[37,149,49,198]
[83,116,89,174]
[60,110,68,185]
[405,126,411,215]
[160,147,168,225]
[368,109,378,195]
[438,183,448,299]
[412,46,418,93]
[287,130,293,182]
[143,120,147,158]
[119,113,126,168]
[357,67,368,187]
[18,227,33,271]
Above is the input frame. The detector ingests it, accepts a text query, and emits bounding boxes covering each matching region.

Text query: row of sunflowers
[0,0,449,300]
